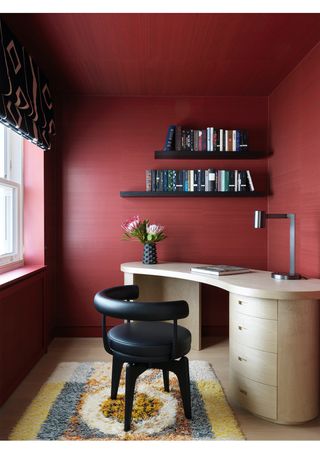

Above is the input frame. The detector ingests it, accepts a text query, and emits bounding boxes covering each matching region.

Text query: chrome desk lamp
[254,210,302,280]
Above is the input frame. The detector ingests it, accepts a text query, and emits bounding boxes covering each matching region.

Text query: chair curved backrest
[94,284,189,321]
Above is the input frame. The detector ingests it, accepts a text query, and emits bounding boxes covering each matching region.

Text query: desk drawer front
[230,293,277,320]
[230,371,277,420]
[230,311,277,353]
[230,342,277,386]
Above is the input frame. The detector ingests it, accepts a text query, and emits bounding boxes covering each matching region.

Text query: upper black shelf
[154,151,266,159]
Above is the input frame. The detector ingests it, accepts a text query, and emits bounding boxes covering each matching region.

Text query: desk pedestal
[124,272,201,350]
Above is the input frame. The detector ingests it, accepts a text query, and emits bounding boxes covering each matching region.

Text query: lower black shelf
[120,191,266,198]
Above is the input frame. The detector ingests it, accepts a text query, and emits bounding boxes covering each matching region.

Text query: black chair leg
[163,369,170,392]
[111,356,124,399]
[173,357,192,419]
[124,363,147,431]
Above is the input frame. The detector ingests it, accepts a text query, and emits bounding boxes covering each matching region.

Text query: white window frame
[0,125,23,273]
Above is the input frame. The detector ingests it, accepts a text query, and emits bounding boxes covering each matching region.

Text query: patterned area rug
[9,360,245,440]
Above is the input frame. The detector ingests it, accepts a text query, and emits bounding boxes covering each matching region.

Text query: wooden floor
[1,336,320,441]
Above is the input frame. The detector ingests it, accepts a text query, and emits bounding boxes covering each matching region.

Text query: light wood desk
[121,261,320,425]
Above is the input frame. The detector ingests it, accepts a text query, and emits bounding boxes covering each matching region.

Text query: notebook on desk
[190,265,251,276]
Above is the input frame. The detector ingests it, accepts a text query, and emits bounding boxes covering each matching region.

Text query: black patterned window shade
[0,19,55,150]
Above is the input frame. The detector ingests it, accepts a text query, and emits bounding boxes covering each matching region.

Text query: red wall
[56,95,268,336]
[268,43,320,277]
[23,141,44,266]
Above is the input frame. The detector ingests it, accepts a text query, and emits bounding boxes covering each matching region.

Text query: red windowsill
[0,264,46,290]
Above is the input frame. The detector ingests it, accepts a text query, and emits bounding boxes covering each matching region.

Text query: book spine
[189,169,194,191]
[213,128,217,151]
[168,169,173,191]
[193,130,198,151]
[232,130,236,152]
[207,127,211,152]
[239,170,248,192]
[246,170,255,191]
[202,129,207,151]
[198,130,202,151]
[208,168,216,191]
[205,169,209,191]
[228,170,236,192]
[181,129,186,150]
[236,129,241,151]
[228,130,233,152]
[146,169,152,191]
[175,125,182,151]
[172,170,177,191]
[151,170,156,192]
[163,125,175,151]
[183,170,188,192]
[163,169,168,191]
[225,130,228,151]
[200,169,206,192]
[220,129,224,151]
[176,170,183,192]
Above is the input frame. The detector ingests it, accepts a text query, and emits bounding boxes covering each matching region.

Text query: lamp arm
[266,213,296,276]
[288,214,296,276]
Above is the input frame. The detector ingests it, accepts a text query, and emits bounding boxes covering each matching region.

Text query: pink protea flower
[121,215,141,233]
[146,224,164,235]
[121,215,166,244]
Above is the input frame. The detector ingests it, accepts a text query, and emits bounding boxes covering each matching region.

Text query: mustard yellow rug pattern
[9,360,245,440]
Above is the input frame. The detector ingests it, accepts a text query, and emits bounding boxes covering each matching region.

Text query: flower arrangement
[121,215,166,244]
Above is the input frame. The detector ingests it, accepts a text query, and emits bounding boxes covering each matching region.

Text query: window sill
[0,264,46,290]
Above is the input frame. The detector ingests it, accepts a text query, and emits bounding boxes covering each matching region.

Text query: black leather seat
[94,284,192,431]
[107,321,191,361]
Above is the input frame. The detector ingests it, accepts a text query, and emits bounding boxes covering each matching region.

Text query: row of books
[146,169,255,192]
[163,125,248,152]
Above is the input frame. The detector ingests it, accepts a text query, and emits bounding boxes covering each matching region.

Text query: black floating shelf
[120,191,266,198]
[154,150,266,159]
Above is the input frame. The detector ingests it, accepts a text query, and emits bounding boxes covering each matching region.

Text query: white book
[225,130,228,151]
[246,170,255,191]
[232,130,236,151]
[219,129,224,151]
[207,127,211,151]
[191,265,251,276]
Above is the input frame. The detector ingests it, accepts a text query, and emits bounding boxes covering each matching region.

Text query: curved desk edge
[121,262,320,300]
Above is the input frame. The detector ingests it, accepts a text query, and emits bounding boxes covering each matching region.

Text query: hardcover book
[190,265,251,276]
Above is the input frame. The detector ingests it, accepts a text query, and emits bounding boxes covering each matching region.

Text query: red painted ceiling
[2,13,320,96]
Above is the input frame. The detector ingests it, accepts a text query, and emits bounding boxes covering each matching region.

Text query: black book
[163,125,176,151]
[228,170,236,192]
[200,169,206,192]
[176,170,184,192]
[163,169,168,191]
[151,169,156,192]
[238,170,248,192]
[240,130,248,150]
[175,125,182,151]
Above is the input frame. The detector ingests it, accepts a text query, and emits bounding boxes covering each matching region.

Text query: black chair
[94,284,192,431]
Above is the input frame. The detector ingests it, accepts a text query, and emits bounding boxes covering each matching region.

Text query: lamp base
[271,272,302,280]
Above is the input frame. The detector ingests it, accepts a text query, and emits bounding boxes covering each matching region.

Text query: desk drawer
[230,342,277,386]
[230,371,277,420]
[230,311,277,353]
[230,293,277,320]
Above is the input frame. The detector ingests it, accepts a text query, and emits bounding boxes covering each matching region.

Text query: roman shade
[0,18,55,150]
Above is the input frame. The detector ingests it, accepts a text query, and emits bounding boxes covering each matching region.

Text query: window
[0,124,23,272]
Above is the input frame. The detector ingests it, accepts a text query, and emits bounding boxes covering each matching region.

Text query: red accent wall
[57,95,268,335]
[268,43,320,277]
